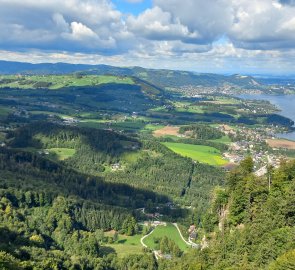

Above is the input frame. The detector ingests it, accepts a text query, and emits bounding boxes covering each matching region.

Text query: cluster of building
[218,124,285,173]
[176,85,263,96]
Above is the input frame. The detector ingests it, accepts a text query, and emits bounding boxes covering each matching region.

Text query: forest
[0,74,294,269]
[0,152,294,269]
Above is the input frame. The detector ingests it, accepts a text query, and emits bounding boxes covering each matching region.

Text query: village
[219,124,288,173]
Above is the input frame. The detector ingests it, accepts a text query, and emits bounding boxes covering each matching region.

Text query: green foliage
[162,142,228,166]
[199,159,295,269]
[179,124,224,140]
[269,249,295,270]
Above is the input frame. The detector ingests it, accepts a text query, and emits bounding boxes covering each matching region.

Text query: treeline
[0,147,168,208]
[7,122,140,174]
[8,122,225,207]
[179,124,224,140]
[196,158,295,269]
[0,190,143,269]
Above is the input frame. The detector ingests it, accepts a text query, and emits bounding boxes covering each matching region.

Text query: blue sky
[112,0,152,15]
[0,0,295,75]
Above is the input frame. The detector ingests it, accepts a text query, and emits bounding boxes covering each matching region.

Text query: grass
[0,75,134,90]
[163,142,228,166]
[47,148,76,160]
[104,233,143,258]
[143,124,165,131]
[143,224,189,252]
[209,135,232,144]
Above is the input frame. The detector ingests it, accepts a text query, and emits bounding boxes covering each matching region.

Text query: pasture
[104,233,143,258]
[163,142,228,166]
[142,223,188,252]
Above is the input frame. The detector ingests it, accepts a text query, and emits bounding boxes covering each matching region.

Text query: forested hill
[0,60,261,88]
[155,158,295,270]
[0,120,227,269]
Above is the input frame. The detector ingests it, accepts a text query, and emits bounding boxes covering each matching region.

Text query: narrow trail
[140,227,155,248]
[140,228,160,260]
[140,223,199,260]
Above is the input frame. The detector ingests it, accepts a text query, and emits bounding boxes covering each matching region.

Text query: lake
[238,94,295,141]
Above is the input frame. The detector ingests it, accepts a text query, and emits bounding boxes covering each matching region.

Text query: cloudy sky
[1,0,295,75]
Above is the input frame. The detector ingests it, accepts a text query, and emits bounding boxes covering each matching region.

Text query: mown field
[143,223,188,252]
[163,142,228,166]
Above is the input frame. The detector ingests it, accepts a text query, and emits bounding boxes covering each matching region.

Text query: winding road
[140,222,199,256]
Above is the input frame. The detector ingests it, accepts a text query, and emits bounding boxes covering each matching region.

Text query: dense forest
[0,73,294,269]
[0,153,294,269]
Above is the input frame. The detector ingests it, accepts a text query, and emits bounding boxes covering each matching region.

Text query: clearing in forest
[142,223,188,252]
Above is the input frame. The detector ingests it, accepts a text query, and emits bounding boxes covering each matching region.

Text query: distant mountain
[0,60,261,89]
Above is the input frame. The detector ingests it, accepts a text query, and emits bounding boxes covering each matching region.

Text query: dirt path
[140,228,155,248]
[173,223,199,248]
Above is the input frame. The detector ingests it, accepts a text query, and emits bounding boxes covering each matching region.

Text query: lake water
[237,94,295,141]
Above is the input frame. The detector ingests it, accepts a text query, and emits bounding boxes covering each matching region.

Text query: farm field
[153,126,180,137]
[0,75,134,89]
[266,139,295,150]
[163,142,228,166]
[142,223,189,252]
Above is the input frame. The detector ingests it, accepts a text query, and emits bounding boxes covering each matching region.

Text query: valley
[0,66,294,269]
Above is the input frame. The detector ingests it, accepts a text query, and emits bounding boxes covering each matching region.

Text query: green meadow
[143,224,188,252]
[104,233,143,258]
[0,75,134,89]
[163,142,228,166]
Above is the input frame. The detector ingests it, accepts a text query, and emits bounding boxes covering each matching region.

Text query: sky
[0,0,295,75]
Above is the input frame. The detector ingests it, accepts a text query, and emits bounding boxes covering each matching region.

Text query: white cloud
[0,0,294,74]
[126,7,200,42]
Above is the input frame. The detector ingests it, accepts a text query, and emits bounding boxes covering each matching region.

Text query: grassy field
[209,135,232,144]
[143,224,188,252]
[47,148,76,160]
[163,142,228,166]
[104,233,143,258]
[0,75,134,89]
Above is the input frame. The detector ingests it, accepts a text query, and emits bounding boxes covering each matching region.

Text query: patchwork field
[142,223,188,252]
[163,142,228,166]
[153,126,180,137]
[266,139,295,150]
[0,75,134,89]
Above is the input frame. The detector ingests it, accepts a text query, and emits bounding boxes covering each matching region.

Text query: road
[140,222,199,256]
[173,223,199,248]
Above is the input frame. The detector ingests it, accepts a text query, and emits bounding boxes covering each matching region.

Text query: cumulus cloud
[153,0,233,44]
[0,0,125,53]
[229,0,295,50]
[0,0,295,73]
[126,7,200,42]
